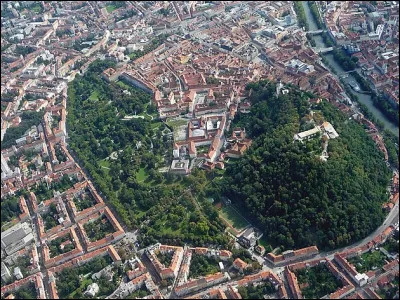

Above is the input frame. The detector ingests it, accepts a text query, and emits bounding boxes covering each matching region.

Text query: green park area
[295,264,343,299]
[348,250,388,273]
[218,205,249,232]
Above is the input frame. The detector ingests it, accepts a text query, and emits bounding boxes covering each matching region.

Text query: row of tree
[308,1,325,29]
[293,2,309,31]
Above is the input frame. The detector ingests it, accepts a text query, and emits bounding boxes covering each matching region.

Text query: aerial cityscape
[1,1,399,299]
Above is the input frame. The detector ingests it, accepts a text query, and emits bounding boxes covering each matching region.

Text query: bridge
[314,47,334,54]
[337,70,358,76]
[306,29,327,35]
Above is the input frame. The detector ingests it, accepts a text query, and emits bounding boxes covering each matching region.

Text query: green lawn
[98,159,110,175]
[99,159,110,168]
[258,236,272,251]
[219,205,249,231]
[89,90,100,101]
[69,277,92,299]
[106,5,117,13]
[31,4,43,13]
[136,167,150,182]
[166,119,188,130]
[116,80,131,90]
[151,121,163,130]
[348,250,388,273]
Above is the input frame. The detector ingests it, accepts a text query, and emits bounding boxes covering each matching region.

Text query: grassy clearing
[258,236,271,249]
[99,159,110,168]
[115,80,131,90]
[151,121,163,130]
[89,90,100,101]
[136,167,150,182]
[219,205,249,232]
[106,5,117,13]
[166,119,188,130]
[98,159,110,175]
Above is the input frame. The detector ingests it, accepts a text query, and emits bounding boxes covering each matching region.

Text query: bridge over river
[313,46,334,54]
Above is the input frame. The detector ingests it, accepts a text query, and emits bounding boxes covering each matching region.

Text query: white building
[1,262,11,282]
[322,122,339,139]
[84,283,99,297]
[13,267,23,280]
[1,153,12,178]
[293,126,321,142]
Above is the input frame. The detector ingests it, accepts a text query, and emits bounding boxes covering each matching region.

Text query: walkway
[305,29,326,34]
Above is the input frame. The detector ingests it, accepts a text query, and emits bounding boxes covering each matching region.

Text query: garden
[295,264,343,299]
[83,215,115,242]
[348,250,388,273]
[48,233,75,258]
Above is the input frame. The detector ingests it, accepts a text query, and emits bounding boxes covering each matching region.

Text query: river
[301,1,399,137]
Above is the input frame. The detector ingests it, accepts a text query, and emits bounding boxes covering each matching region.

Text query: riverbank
[300,1,399,137]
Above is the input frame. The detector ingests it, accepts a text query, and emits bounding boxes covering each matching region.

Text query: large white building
[1,153,12,178]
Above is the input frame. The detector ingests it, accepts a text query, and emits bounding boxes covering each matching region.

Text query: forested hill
[222,80,391,251]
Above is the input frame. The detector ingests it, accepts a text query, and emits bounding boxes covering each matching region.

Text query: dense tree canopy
[222,80,391,251]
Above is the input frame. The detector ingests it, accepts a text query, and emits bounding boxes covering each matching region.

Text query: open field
[218,205,249,232]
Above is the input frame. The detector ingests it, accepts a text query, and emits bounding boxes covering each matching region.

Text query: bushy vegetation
[156,251,173,267]
[371,93,399,125]
[7,282,37,299]
[293,2,309,31]
[238,282,275,299]
[31,174,77,203]
[49,233,75,258]
[378,274,399,299]
[295,264,343,299]
[56,255,114,298]
[126,286,151,299]
[1,195,22,227]
[332,48,357,71]
[126,35,168,61]
[308,1,324,29]
[43,203,59,231]
[348,250,388,273]
[83,215,114,242]
[383,236,399,255]
[306,33,316,47]
[189,253,220,279]
[221,80,391,251]
[73,192,96,212]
